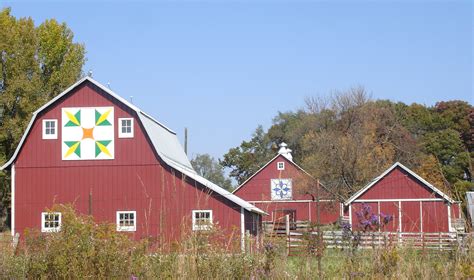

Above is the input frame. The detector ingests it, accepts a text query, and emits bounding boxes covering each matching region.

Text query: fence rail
[286,231,469,252]
[263,216,472,255]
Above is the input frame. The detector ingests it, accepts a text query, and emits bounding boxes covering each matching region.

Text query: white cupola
[278,142,293,162]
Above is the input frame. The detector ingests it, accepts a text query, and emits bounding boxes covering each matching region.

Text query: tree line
[220,87,473,204]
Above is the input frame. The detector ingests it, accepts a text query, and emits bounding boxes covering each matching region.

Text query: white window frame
[118,118,134,138]
[116,211,137,232]
[192,210,213,231]
[277,161,285,170]
[41,212,61,232]
[42,119,58,139]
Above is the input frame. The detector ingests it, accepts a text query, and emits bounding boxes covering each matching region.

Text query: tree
[422,129,471,183]
[191,154,233,191]
[221,85,472,202]
[220,126,275,185]
[300,88,421,197]
[0,8,85,229]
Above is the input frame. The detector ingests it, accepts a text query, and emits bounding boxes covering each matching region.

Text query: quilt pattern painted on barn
[61,107,114,160]
[271,178,293,200]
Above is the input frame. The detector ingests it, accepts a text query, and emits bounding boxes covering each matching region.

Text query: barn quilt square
[61,107,114,160]
[271,179,293,200]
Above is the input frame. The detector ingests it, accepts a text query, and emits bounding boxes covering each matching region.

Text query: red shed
[344,162,462,233]
[233,144,341,228]
[1,77,264,250]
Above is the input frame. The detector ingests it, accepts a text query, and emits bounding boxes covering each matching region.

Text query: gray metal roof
[138,113,194,171]
[1,77,265,215]
[467,192,474,227]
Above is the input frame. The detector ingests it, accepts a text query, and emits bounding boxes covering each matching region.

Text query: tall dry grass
[0,205,472,279]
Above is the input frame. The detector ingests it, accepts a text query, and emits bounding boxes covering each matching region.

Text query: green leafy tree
[191,154,233,191]
[220,126,275,185]
[0,8,85,229]
[423,129,471,183]
[434,101,473,147]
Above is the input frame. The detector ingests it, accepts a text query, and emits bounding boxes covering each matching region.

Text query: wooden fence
[263,216,472,255]
[286,231,472,255]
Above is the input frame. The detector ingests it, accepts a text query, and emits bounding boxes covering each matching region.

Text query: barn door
[273,209,296,230]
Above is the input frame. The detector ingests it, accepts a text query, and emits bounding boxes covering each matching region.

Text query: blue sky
[3,1,473,161]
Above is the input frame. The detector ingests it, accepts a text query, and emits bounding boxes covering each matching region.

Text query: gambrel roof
[344,162,455,205]
[1,76,265,215]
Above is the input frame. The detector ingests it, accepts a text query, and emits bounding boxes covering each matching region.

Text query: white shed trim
[240,207,245,252]
[11,164,15,236]
[345,162,455,205]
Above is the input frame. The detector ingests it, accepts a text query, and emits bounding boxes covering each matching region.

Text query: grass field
[1,234,472,279]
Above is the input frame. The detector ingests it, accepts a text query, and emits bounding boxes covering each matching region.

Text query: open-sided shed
[344,162,462,233]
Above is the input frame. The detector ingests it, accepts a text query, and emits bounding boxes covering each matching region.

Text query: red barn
[1,77,264,249]
[344,162,462,233]
[233,144,341,228]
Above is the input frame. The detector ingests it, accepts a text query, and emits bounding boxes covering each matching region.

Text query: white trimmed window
[118,118,134,138]
[42,119,57,139]
[192,210,213,231]
[41,212,61,232]
[116,211,136,231]
[277,161,285,170]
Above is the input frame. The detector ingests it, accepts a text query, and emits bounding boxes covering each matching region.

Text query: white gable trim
[232,154,281,194]
[10,164,15,236]
[232,154,314,194]
[232,154,344,202]
[344,162,454,205]
[1,76,175,170]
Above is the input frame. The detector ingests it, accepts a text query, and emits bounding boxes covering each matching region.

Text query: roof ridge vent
[278,142,293,161]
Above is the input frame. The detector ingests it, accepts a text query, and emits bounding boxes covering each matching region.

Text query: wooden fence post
[439,232,442,250]
[286,214,290,256]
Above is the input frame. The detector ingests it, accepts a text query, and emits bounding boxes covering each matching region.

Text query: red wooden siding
[12,80,252,244]
[16,82,157,168]
[422,201,449,232]
[401,201,421,232]
[255,201,339,224]
[234,155,340,224]
[351,200,452,233]
[349,165,455,233]
[358,168,442,200]
[234,156,313,201]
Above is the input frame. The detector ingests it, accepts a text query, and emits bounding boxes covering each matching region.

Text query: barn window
[116,211,136,231]
[41,212,61,232]
[42,119,57,139]
[118,118,134,138]
[277,162,285,170]
[192,210,213,231]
